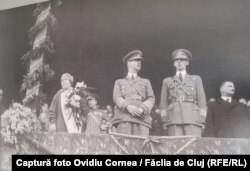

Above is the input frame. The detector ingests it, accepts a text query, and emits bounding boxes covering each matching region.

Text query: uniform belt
[171,95,196,103]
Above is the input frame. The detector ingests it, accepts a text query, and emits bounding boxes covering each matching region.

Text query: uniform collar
[176,70,187,78]
[174,72,189,83]
[127,72,138,79]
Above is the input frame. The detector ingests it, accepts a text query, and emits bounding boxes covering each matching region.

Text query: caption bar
[12,155,249,170]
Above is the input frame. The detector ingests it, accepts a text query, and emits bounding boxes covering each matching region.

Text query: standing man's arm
[113,80,129,111]
[160,79,168,117]
[203,104,215,137]
[196,76,207,121]
[113,80,144,117]
[140,80,155,115]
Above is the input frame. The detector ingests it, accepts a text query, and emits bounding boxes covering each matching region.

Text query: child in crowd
[85,95,112,134]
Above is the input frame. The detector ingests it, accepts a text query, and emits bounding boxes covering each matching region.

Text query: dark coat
[49,89,68,132]
[203,99,250,138]
[149,112,163,136]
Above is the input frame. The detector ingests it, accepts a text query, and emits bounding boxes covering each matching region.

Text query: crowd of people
[1,49,250,138]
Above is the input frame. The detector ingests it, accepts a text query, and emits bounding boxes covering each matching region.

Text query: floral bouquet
[0,103,41,145]
[65,81,92,130]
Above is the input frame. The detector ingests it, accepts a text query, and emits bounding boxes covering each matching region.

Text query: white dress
[61,91,82,133]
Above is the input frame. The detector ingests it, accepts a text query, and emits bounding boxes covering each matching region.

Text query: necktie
[227,98,230,103]
[179,72,183,82]
[131,75,134,81]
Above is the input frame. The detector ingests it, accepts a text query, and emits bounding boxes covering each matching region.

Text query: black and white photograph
[1,0,250,169]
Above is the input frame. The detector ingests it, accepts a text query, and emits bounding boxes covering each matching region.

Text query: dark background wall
[1,0,250,107]
[0,4,34,106]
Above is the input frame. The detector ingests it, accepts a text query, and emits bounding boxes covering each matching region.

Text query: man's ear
[173,61,177,68]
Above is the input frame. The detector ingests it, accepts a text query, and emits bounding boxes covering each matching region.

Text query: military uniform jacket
[113,76,155,128]
[160,74,207,126]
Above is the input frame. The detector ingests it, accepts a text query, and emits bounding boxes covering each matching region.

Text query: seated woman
[49,73,82,133]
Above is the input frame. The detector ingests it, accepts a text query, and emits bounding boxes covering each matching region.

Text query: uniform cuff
[121,101,129,111]
[140,104,149,115]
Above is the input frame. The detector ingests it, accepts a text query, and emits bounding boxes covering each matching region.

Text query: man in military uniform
[113,50,155,136]
[160,49,207,136]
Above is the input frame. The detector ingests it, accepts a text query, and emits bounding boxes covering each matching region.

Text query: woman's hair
[61,73,74,84]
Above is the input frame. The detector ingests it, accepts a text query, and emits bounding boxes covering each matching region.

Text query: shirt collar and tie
[221,96,232,103]
[127,73,137,80]
[176,71,186,82]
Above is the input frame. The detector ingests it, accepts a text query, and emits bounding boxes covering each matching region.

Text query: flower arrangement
[1,103,42,145]
[65,81,92,130]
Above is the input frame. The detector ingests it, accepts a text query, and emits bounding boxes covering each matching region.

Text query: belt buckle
[179,95,185,102]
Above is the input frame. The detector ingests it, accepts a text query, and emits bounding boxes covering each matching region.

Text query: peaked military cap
[172,49,192,61]
[123,50,143,63]
[87,93,99,101]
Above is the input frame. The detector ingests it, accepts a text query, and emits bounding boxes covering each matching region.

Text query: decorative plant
[23,92,49,114]
[1,103,42,145]
[29,12,58,40]
[19,0,61,121]
[21,64,55,91]
[21,37,54,66]
[33,2,49,18]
